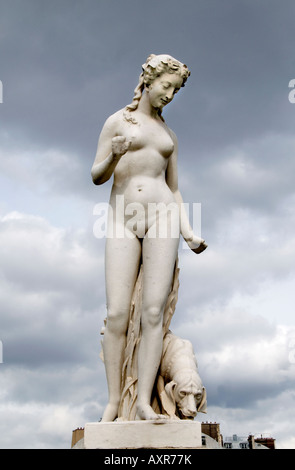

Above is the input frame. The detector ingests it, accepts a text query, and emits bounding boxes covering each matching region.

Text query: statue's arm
[166,131,207,254]
[91,113,130,185]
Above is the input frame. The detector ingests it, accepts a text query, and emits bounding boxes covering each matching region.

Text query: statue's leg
[136,230,179,420]
[102,230,142,421]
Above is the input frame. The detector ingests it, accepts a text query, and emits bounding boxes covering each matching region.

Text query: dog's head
[164,370,207,419]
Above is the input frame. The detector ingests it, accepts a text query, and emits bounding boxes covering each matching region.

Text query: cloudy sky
[1,0,295,449]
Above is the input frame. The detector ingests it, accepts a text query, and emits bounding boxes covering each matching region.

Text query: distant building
[71,427,85,448]
[223,434,250,449]
[201,422,276,449]
[201,422,223,447]
[249,434,276,450]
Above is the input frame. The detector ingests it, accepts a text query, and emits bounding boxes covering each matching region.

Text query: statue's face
[166,369,206,419]
[174,380,204,419]
[147,72,183,110]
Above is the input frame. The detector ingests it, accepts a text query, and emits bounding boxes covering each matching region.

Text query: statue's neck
[136,90,161,119]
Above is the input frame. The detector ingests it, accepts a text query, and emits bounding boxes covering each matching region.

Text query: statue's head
[125,54,190,119]
[141,54,190,89]
[164,370,207,419]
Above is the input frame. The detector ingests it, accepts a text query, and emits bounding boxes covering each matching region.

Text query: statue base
[77,420,202,449]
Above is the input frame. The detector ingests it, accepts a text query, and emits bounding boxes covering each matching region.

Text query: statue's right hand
[112,136,131,159]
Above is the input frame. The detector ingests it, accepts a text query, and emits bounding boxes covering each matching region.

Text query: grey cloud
[174,307,295,410]
[0,214,103,297]
[0,213,106,371]
[1,0,294,161]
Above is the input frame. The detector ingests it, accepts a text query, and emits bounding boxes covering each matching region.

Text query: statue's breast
[123,120,174,158]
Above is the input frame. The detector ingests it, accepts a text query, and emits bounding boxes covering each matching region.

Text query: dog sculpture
[157,331,207,419]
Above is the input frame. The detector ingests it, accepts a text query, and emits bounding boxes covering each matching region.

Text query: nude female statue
[91,54,207,421]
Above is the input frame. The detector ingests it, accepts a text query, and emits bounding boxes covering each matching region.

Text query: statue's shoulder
[105,108,125,124]
[101,108,126,133]
[112,107,126,119]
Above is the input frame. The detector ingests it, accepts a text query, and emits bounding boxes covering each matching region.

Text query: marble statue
[91,54,207,422]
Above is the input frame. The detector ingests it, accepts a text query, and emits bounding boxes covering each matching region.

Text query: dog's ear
[161,381,177,416]
[197,386,207,413]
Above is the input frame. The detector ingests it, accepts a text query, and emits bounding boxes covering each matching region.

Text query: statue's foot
[101,402,119,422]
[137,403,166,421]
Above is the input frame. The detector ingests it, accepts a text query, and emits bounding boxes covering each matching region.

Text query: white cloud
[0,211,103,296]
[176,183,295,315]
[0,211,107,370]
[204,390,295,449]
[173,306,295,448]
[280,436,295,450]
[0,400,93,449]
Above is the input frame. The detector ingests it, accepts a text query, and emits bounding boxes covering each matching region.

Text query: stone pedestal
[82,420,202,449]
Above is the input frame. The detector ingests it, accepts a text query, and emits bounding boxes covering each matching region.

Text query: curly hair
[124,54,190,122]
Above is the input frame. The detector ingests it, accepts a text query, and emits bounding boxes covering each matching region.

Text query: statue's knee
[142,306,162,329]
[106,308,129,335]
